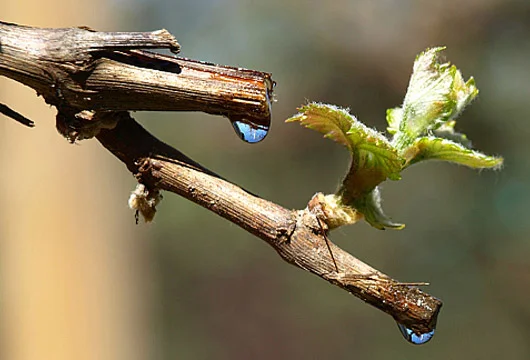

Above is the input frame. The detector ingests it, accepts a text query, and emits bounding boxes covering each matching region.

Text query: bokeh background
[1,0,529,359]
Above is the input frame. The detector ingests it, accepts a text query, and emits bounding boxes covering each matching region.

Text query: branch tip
[0,103,35,127]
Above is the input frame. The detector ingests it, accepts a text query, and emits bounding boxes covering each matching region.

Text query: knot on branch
[307,192,363,230]
[56,109,127,142]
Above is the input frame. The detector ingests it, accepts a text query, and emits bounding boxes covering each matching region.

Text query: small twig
[316,217,339,273]
[0,103,35,127]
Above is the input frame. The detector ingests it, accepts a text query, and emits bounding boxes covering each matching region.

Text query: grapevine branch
[0,21,441,334]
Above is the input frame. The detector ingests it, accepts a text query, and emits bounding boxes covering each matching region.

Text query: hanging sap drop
[228,76,273,143]
[231,120,269,143]
[396,323,435,345]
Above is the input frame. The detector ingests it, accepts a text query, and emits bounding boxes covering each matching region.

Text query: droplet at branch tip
[396,322,435,345]
[231,120,269,143]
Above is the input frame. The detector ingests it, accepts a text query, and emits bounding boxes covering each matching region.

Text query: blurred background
[1,0,529,359]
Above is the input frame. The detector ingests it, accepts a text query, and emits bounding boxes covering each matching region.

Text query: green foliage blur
[116,1,529,358]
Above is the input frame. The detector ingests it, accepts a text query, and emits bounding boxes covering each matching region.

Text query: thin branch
[0,21,273,131]
[317,217,339,272]
[0,21,441,335]
[0,103,35,127]
[95,114,441,334]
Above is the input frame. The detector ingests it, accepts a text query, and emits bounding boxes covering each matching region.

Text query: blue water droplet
[397,323,435,345]
[228,77,273,143]
[231,121,269,143]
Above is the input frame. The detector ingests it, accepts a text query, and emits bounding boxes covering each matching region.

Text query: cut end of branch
[151,29,181,53]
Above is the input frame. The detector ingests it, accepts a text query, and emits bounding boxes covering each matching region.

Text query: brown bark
[0,21,441,335]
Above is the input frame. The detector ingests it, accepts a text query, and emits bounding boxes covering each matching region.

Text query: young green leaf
[286,47,502,232]
[287,103,404,229]
[431,120,472,148]
[392,47,479,150]
[287,103,403,191]
[286,103,362,150]
[405,136,503,169]
[386,107,402,135]
[346,188,404,230]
